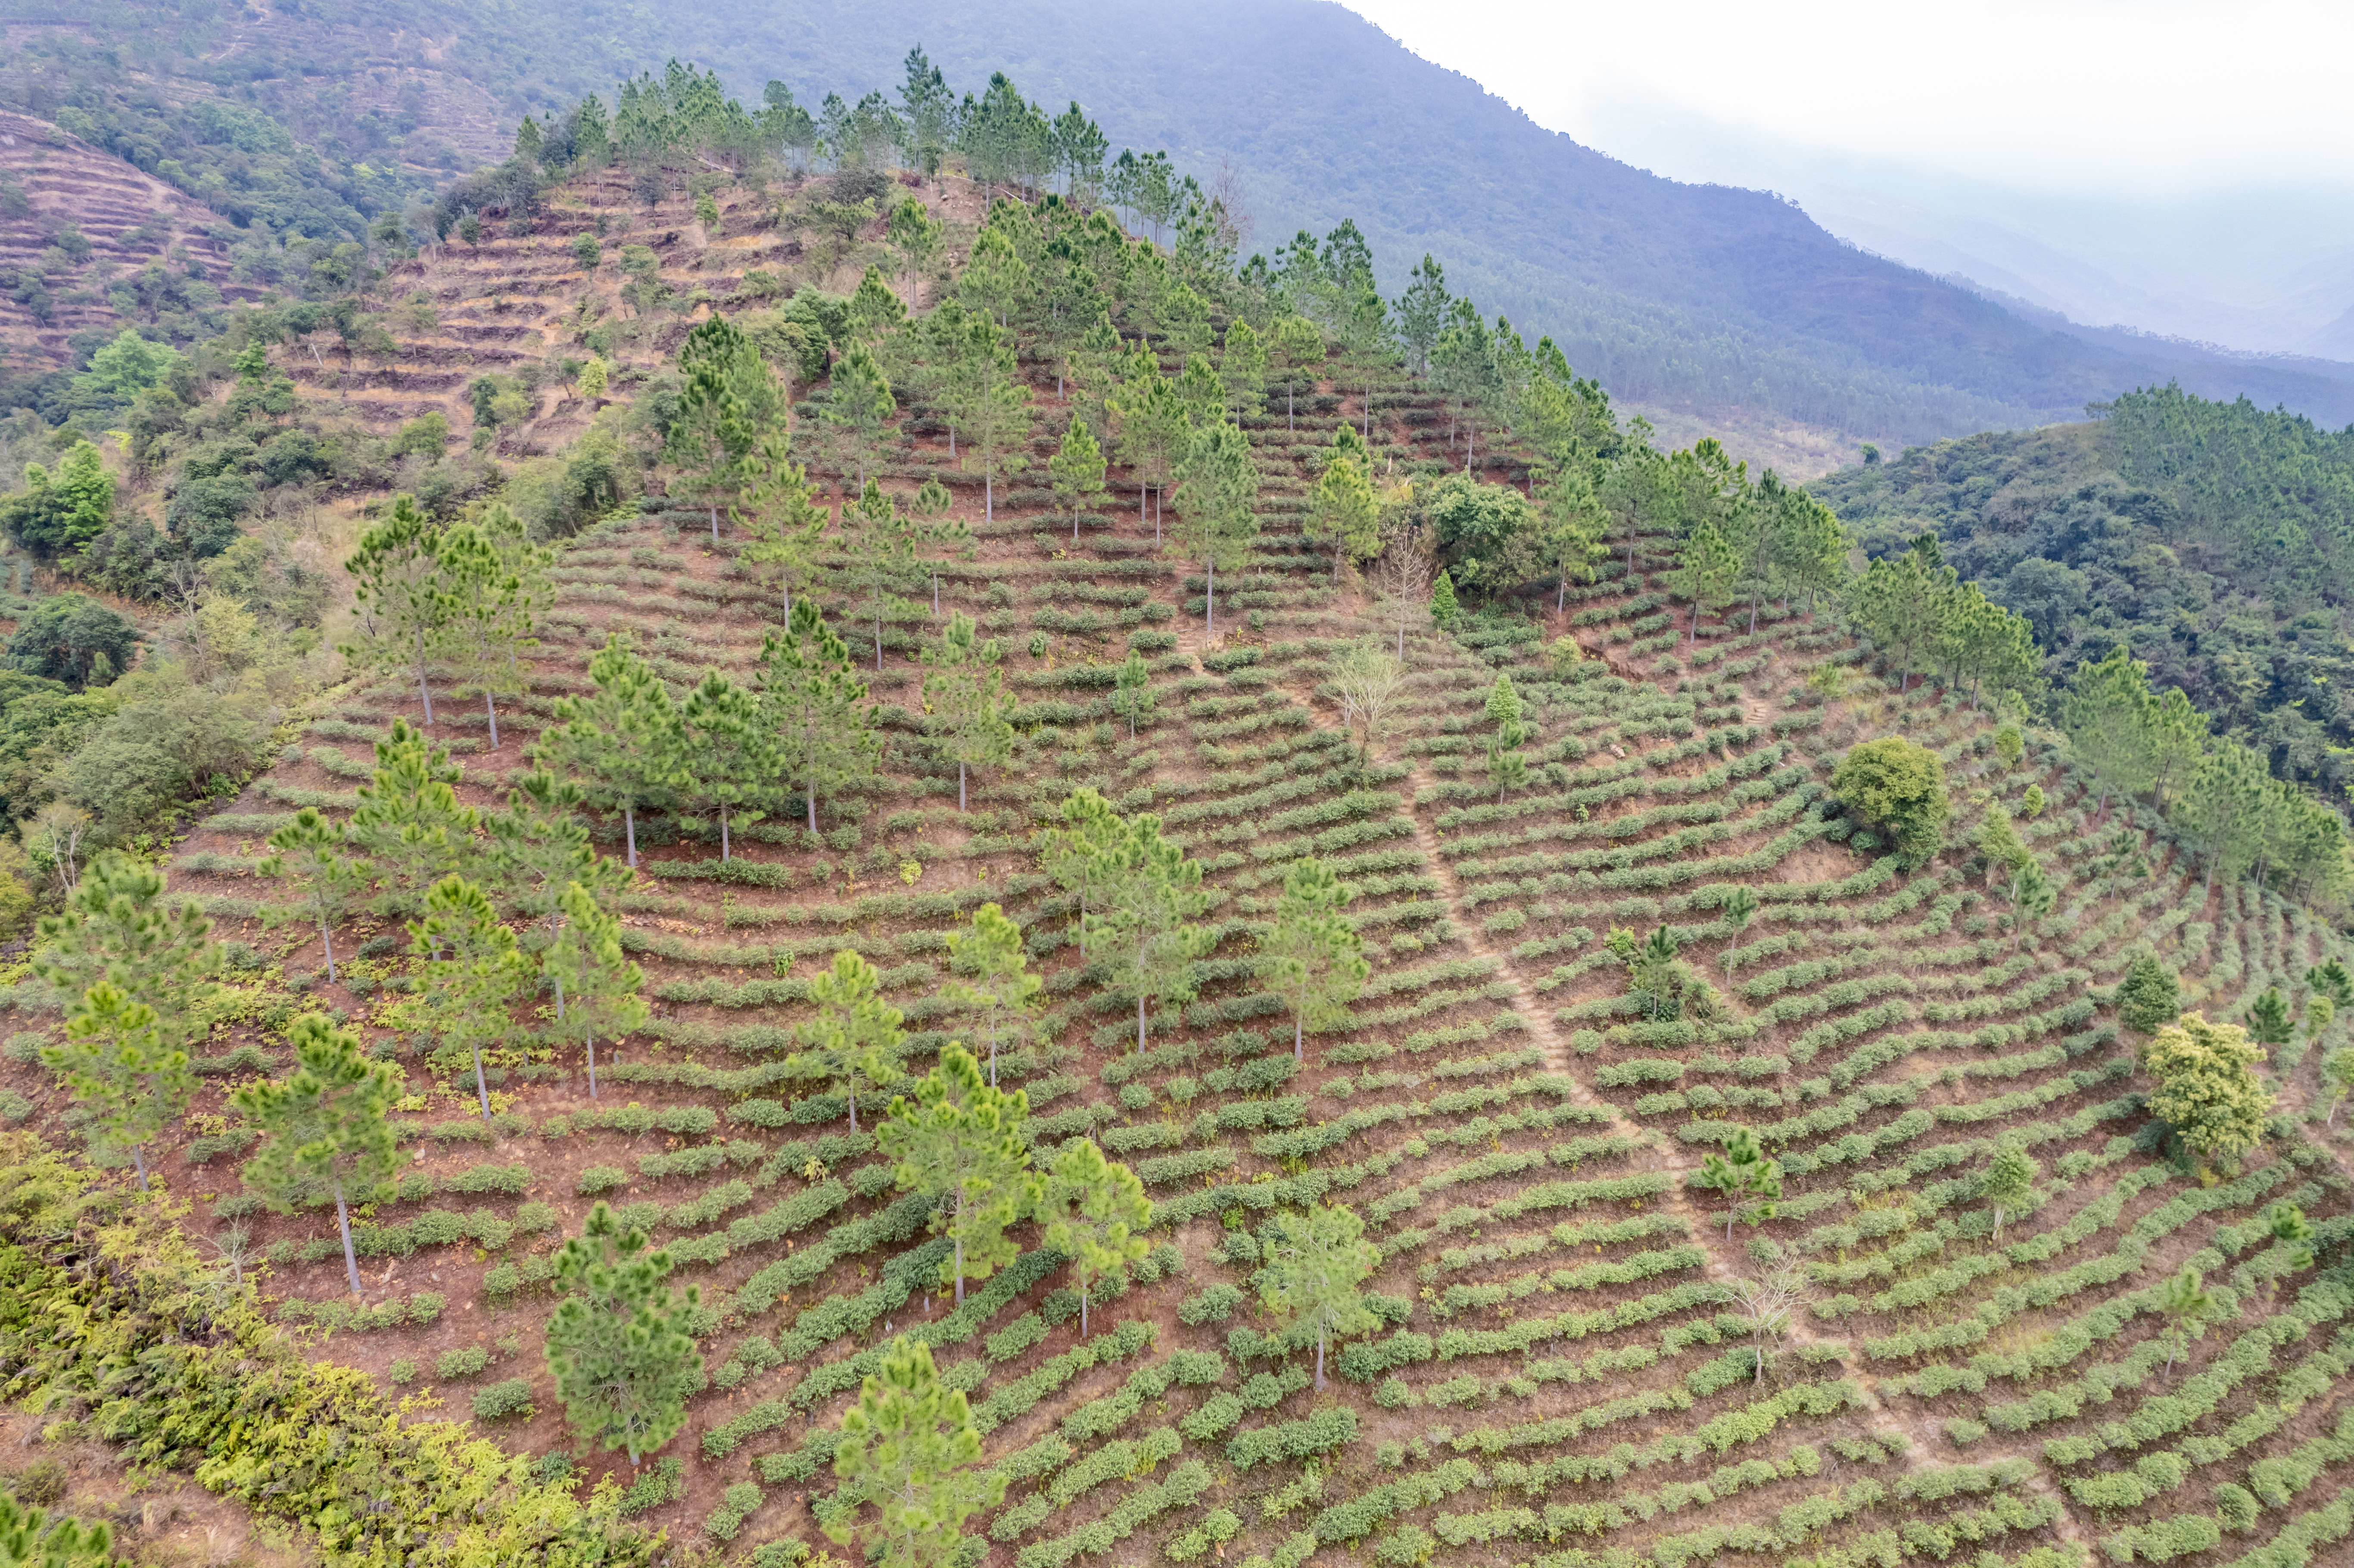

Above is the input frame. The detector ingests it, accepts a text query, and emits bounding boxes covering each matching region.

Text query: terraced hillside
[0,107,262,362]
[6,162,2354,1568]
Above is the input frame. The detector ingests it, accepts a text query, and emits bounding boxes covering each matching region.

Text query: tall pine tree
[545,1202,704,1468]
[235,1014,404,1297]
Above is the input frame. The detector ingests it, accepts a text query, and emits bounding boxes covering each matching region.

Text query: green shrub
[436,1345,489,1381]
[470,1378,534,1421]
[577,1164,627,1195]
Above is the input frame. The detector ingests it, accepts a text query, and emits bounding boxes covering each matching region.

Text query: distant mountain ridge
[10,0,2354,453]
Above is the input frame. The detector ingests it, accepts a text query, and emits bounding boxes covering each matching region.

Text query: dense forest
[1816,388,2354,803]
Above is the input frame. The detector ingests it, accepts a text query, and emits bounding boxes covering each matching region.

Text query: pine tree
[947,313,1031,523]
[537,633,688,867]
[234,1013,404,1297]
[915,497,974,616]
[1429,568,1460,630]
[1108,359,1183,538]
[44,981,193,1190]
[1040,787,1124,958]
[758,600,880,836]
[1979,1140,2038,1241]
[410,874,529,1121]
[1305,441,1380,584]
[878,1044,1033,1305]
[824,342,897,488]
[1036,1137,1150,1340]
[669,316,772,543]
[33,849,215,1055]
[2246,986,2294,1049]
[1049,414,1109,543]
[1268,314,1325,432]
[342,496,448,724]
[921,611,1013,813]
[739,433,828,621]
[2007,856,2058,952]
[543,880,647,1101]
[835,479,923,671]
[1111,649,1156,739]
[828,1336,1005,1568]
[676,672,774,861]
[886,197,944,309]
[940,902,1042,1088]
[2156,1266,2215,1382]
[545,1201,705,1468]
[1263,856,1369,1061]
[1720,885,1759,982]
[1486,672,1531,806]
[1540,466,1610,612]
[1689,1126,1782,1241]
[791,950,906,1132]
[1086,812,1216,1052]
[1171,420,1260,637]
[1220,318,1267,425]
[2062,646,2159,823]
[485,770,627,941]
[431,504,548,751]
[849,264,907,345]
[2140,1013,2273,1172]
[349,719,479,912]
[258,807,371,983]
[1255,1202,1380,1388]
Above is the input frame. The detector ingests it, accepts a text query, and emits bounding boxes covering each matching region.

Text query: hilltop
[11,0,2354,462]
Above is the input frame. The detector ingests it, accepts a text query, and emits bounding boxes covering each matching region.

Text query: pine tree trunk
[710,504,719,544]
[625,804,638,868]
[1314,1327,1326,1389]
[986,471,993,522]
[1287,380,1295,431]
[415,628,434,725]
[484,692,500,750]
[473,1042,492,1120]
[1080,1277,1090,1340]
[588,1034,598,1100]
[1206,555,1214,637]
[321,919,336,983]
[132,1143,147,1192]
[847,1086,857,1133]
[955,1236,965,1304]
[1137,990,1146,1052]
[336,1181,361,1296]
[1295,1010,1303,1061]
[720,804,730,862]
[959,761,967,812]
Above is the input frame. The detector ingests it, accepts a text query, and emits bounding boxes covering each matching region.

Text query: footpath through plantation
[4,58,2354,1568]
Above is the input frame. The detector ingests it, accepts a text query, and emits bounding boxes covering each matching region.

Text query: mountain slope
[1811,387,2354,799]
[17,0,2354,458]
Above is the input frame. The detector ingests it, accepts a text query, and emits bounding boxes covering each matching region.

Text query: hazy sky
[1336,0,2354,352]
[1337,0,2354,196]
